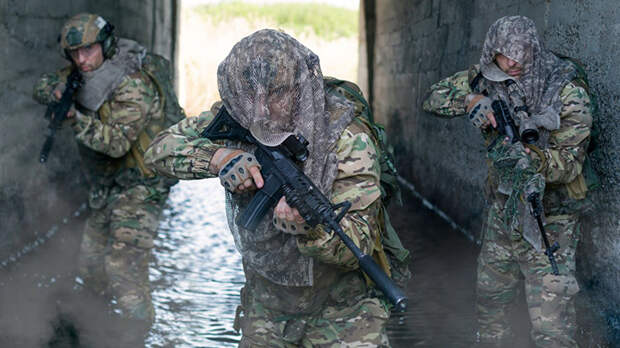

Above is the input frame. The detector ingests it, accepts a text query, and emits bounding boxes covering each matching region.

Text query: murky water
[144,179,484,348]
[147,179,243,347]
[0,179,535,347]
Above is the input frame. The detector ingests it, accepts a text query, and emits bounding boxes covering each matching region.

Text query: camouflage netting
[216,29,355,287]
[480,16,577,143]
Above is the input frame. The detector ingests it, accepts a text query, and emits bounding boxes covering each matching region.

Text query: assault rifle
[490,99,520,145]
[202,106,408,312]
[491,100,561,275]
[40,69,82,163]
[528,193,560,275]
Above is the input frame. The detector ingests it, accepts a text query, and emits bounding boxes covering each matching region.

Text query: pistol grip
[236,173,283,231]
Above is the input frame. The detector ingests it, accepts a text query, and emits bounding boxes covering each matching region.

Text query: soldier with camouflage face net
[423,16,592,347]
[32,13,181,346]
[145,29,410,347]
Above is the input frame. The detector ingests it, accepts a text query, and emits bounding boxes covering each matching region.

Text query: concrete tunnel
[1,0,619,345]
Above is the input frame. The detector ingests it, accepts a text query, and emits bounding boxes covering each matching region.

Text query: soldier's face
[495,54,523,79]
[267,86,295,122]
[69,43,104,72]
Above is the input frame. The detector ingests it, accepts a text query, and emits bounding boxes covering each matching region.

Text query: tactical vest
[468,61,599,202]
[102,54,186,178]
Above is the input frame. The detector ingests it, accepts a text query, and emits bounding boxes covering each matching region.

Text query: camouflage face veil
[216,30,356,287]
[480,16,576,131]
[217,29,355,195]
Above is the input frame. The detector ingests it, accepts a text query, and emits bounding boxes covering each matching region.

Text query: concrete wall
[0,0,179,264]
[361,0,619,341]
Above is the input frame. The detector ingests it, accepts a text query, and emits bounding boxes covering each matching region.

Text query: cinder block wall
[0,0,179,263]
[361,0,619,340]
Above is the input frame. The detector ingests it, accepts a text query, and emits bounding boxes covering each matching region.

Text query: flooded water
[147,179,243,347]
[0,179,538,347]
[144,179,488,347]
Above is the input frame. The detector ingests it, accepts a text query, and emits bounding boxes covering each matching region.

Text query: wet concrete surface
[0,179,604,347]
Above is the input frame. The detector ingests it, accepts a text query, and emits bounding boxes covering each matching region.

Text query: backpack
[324,77,403,207]
[556,55,601,192]
[142,53,187,126]
[121,53,186,178]
[324,77,411,288]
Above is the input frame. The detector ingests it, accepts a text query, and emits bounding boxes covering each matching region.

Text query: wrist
[466,94,484,113]
[210,148,243,175]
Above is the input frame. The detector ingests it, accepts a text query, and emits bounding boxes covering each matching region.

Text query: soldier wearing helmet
[33,13,181,346]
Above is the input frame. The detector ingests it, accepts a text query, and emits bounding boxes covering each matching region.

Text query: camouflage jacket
[145,107,387,313]
[423,66,592,215]
[33,64,172,204]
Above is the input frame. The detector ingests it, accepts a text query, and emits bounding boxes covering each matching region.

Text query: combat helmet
[59,13,115,60]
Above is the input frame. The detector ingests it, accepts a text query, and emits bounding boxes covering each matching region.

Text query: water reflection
[147,179,243,347]
[145,179,481,348]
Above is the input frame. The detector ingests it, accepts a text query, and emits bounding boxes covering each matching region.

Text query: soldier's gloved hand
[273,196,313,235]
[466,94,496,129]
[210,148,263,193]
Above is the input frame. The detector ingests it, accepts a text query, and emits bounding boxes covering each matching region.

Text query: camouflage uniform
[423,16,592,347]
[145,101,393,347]
[33,14,177,343]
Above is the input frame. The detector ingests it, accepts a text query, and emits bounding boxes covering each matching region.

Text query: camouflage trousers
[77,184,167,328]
[235,286,391,347]
[477,201,580,347]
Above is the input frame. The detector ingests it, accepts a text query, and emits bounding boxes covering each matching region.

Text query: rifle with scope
[490,99,560,275]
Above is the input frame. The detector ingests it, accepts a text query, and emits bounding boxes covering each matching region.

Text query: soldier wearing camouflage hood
[423,16,592,347]
[33,13,182,345]
[145,29,409,347]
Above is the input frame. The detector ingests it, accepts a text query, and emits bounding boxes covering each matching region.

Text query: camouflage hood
[217,29,355,195]
[77,38,146,111]
[480,16,576,131]
[217,29,355,287]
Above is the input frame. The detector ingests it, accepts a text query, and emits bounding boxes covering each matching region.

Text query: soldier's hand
[65,105,76,119]
[275,196,305,224]
[52,83,66,101]
[50,104,76,121]
[273,196,312,235]
[466,94,497,129]
[211,148,263,193]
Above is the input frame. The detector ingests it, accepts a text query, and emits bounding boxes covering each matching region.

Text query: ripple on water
[147,179,242,347]
[146,179,479,348]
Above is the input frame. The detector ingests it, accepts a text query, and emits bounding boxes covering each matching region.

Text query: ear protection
[100,21,116,58]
